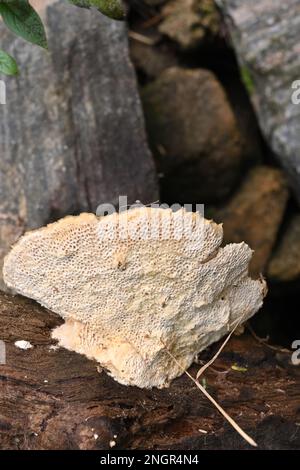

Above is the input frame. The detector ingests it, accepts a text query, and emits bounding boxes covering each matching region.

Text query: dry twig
[161,315,258,448]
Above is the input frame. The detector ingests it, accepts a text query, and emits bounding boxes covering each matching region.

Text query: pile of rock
[129,0,300,296]
[0,0,299,324]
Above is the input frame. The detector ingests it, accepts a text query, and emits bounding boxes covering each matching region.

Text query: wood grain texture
[0,292,299,450]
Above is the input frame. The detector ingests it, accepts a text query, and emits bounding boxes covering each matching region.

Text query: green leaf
[0,49,19,75]
[231,363,248,373]
[201,378,207,389]
[68,0,125,20]
[0,1,48,49]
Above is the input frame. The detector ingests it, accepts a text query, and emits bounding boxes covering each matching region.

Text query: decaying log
[0,292,299,450]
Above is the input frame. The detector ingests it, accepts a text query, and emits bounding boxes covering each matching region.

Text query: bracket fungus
[3,208,266,388]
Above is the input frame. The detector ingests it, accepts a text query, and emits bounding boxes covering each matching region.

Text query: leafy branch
[0,0,125,76]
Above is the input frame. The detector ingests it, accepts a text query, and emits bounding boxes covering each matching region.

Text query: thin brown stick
[163,346,257,447]
[161,319,258,447]
[196,316,243,380]
[128,31,157,46]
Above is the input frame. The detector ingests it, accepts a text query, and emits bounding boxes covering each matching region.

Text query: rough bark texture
[0,0,158,290]
[0,291,299,450]
[218,0,300,204]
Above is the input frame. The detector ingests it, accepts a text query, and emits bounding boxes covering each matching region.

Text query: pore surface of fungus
[3,208,266,388]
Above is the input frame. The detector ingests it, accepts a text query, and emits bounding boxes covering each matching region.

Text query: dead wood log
[0,292,299,450]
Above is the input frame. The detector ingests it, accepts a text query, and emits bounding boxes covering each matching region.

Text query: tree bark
[0,292,299,450]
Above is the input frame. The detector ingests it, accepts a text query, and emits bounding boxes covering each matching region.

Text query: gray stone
[217,0,300,205]
[0,0,158,290]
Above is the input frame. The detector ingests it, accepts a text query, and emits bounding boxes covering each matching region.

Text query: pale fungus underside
[3,208,266,388]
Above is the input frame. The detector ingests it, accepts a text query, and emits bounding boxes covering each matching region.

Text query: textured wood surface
[0,292,299,450]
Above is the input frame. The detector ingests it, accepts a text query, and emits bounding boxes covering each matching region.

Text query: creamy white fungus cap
[3,208,266,388]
